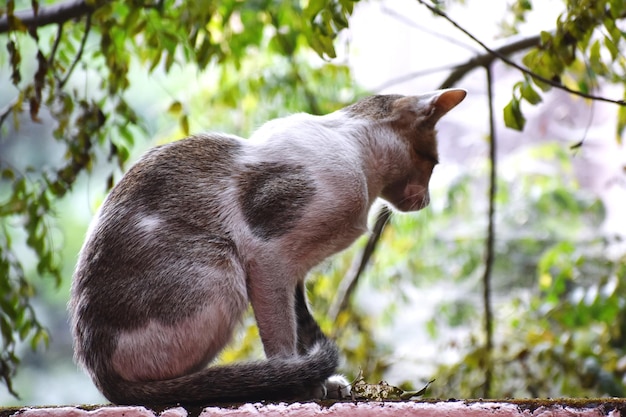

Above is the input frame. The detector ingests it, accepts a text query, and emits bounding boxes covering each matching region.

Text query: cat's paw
[323,374,351,399]
[307,375,350,400]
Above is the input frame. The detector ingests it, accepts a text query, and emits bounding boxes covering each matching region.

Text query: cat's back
[106,133,244,209]
[71,133,246,320]
[75,132,246,286]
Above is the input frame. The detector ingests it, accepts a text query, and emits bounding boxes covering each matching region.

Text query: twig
[570,50,598,150]
[417,0,626,106]
[374,63,461,92]
[48,22,65,67]
[0,102,15,131]
[381,5,477,53]
[482,63,496,399]
[59,12,91,88]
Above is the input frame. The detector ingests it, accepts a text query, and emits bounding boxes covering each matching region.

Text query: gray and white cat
[69,89,466,405]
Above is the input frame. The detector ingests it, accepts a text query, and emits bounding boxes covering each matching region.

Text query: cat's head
[347,89,466,212]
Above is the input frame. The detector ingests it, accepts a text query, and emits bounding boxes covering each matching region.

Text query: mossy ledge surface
[2,398,626,417]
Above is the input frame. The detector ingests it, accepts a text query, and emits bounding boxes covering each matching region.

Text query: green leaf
[124,7,140,30]
[608,0,626,19]
[331,8,349,30]
[116,144,130,166]
[168,100,183,115]
[603,15,622,46]
[305,0,326,19]
[520,79,542,105]
[539,30,553,46]
[503,97,526,131]
[30,329,49,351]
[0,315,13,344]
[312,33,336,59]
[604,37,619,62]
[180,114,189,135]
[617,100,626,144]
[588,39,607,75]
[1,169,15,180]
[7,40,21,85]
[401,379,435,399]
[339,0,355,14]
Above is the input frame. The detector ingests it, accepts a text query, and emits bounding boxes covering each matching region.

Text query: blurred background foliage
[1,0,626,405]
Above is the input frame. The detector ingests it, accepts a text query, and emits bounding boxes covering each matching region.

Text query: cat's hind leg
[107,237,249,385]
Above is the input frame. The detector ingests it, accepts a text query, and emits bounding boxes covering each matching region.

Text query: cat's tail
[99,337,340,406]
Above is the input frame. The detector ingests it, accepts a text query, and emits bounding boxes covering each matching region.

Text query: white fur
[135,214,162,234]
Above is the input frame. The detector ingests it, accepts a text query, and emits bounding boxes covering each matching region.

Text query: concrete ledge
[4,400,626,417]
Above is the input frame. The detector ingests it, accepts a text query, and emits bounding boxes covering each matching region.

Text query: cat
[69,88,466,406]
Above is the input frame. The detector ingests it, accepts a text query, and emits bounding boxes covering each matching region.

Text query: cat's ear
[392,89,466,126]
[427,88,467,121]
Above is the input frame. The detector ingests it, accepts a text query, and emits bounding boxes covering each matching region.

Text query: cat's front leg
[295,282,351,399]
[295,281,326,355]
[248,272,298,358]
[323,375,352,399]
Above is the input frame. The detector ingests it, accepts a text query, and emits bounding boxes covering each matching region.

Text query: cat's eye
[415,150,439,165]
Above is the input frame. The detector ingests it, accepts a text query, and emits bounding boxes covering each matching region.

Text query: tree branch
[376,34,542,92]
[439,34,542,88]
[59,12,91,88]
[48,22,65,68]
[482,63,497,399]
[418,0,626,105]
[0,0,94,34]
[381,4,477,53]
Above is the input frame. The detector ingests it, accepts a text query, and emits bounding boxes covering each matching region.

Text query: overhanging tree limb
[439,34,542,88]
[482,63,497,399]
[0,0,94,34]
[418,0,626,105]
[377,34,543,91]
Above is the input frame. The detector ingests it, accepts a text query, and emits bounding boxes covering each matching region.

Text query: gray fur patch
[238,162,316,240]
[71,134,244,335]
[345,95,403,120]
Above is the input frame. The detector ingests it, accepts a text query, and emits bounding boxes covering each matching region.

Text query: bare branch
[375,63,460,92]
[48,22,65,67]
[381,5,477,53]
[0,103,15,133]
[376,34,543,92]
[482,63,497,399]
[439,34,542,88]
[59,12,92,88]
[418,0,626,105]
[0,0,94,34]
